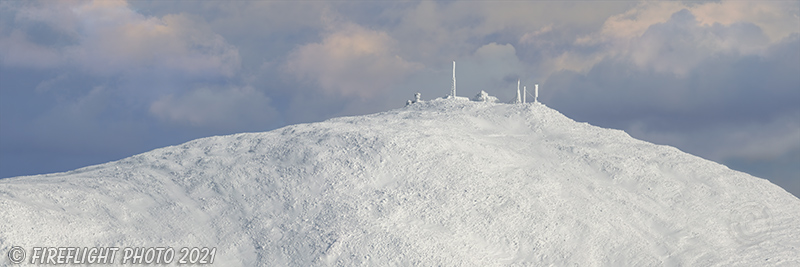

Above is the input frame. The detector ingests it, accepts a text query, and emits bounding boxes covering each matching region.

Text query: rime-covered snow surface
[2,99,800,266]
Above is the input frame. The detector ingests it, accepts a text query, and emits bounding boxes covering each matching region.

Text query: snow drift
[2,99,799,266]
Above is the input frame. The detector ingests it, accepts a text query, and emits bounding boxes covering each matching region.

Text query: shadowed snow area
[2,99,799,266]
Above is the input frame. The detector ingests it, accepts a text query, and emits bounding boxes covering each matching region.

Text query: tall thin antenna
[515,79,521,103]
[451,61,456,98]
[523,86,527,104]
[534,84,539,103]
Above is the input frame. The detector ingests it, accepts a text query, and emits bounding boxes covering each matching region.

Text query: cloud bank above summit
[0,0,798,196]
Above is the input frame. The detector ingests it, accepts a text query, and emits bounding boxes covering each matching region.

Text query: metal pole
[451,61,456,98]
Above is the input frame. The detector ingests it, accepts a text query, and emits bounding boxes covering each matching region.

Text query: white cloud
[575,1,685,46]
[2,0,797,189]
[576,0,798,46]
[284,23,423,98]
[2,0,256,129]
[566,0,798,77]
[0,30,62,68]
[385,1,631,66]
[11,0,83,38]
[519,24,553,45]
[2,0,240,77]
[458,43,526,97]
[626,9,773,76]
[691,1,799,43]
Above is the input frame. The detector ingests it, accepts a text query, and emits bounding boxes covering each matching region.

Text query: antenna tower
[451,61,456,98]
[523,86,527,104]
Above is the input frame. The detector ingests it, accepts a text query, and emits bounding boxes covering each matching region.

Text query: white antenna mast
[523,85,526,104]
[515,79,521,103]
[534,84,539,103]
[451,61,456,98]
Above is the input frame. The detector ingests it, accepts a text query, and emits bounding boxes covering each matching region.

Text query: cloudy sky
[1,0,798,196]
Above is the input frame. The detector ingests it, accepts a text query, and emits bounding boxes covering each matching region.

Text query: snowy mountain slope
[2,99,799,266]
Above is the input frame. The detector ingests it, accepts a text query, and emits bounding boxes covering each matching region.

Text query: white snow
[472,91,498,103]
[2,99,799,266]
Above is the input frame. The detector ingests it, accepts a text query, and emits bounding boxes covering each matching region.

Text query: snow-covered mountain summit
[2,99,799,266]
